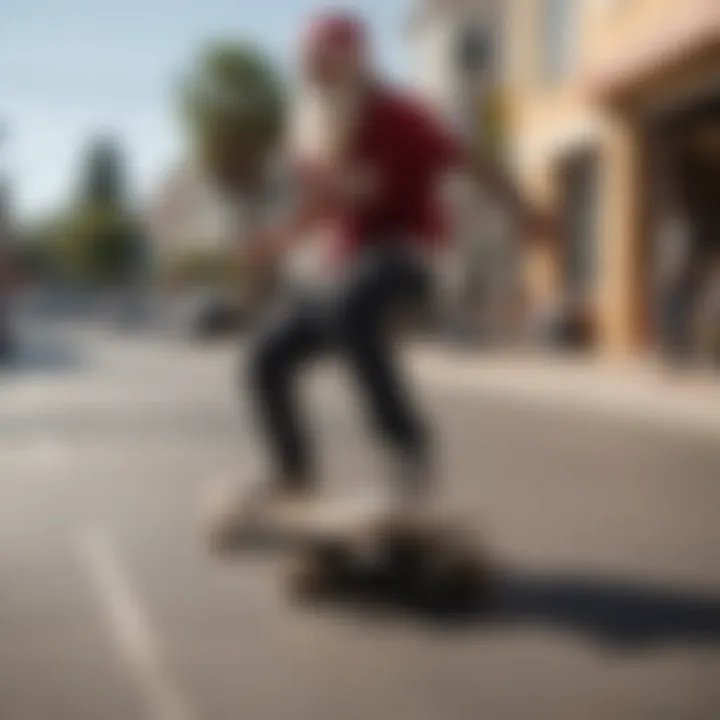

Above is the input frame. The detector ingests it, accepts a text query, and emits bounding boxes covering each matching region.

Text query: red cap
[301,11,368,60]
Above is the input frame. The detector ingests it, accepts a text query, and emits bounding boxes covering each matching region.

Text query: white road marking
[77,526,195,720]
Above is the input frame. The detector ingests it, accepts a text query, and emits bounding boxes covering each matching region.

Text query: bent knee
[245,335,285,392]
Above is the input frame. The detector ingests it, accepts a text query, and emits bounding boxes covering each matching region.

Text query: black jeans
[246,247,432,485]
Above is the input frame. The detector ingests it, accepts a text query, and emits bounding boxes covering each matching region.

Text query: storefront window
[561,151,600,295]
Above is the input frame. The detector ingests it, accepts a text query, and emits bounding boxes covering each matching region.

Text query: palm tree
[179,40,286,196]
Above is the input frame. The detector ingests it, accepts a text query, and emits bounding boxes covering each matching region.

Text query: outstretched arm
[408,99,557,243]
[459,144,557,241]
[237,166,338,270]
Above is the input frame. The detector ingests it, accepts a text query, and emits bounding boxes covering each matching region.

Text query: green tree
[179,39,286,194]
[51,205,143,284]
[81,136,126,206]
[39,136,145,285]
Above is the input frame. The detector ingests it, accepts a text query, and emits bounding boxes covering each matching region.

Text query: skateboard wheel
[285,543,355,601]
[413,543,488,614]
[285,554,333,601]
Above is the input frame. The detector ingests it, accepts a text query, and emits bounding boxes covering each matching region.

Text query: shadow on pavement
[296,567,720,649]
[484,570,720,649]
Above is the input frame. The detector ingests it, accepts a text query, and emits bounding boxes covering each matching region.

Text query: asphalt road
[1,321,719,720]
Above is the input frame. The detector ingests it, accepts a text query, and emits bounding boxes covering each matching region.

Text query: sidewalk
[412,346,720,437]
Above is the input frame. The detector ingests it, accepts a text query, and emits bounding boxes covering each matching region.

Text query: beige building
[407,0,504,137]
[408,0,720,355]
[407,0,520,336]
[505,0,720,355]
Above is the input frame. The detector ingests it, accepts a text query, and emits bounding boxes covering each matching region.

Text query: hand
[523,208,559,243]
[339,165,381,205]
[237,229,286,272]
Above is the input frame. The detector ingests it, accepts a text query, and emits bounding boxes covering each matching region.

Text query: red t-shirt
[330,85,462,262]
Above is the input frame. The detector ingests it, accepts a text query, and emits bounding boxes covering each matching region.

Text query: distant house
[144,164,233,275]
[407,0,504,141]
[406,0,519,339]
[145,161,333,293]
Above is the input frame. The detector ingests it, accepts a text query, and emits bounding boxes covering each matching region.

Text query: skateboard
[221,496,490,613]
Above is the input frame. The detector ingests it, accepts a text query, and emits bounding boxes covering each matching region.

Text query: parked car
[192,294,246,339]
[166,288,247,341]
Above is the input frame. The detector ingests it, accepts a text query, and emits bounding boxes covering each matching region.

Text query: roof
[586,2,720,105]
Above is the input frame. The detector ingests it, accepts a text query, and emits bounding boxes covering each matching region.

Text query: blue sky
[0,0,411,218]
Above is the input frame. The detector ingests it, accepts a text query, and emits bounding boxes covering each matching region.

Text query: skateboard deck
[227,496,489,612]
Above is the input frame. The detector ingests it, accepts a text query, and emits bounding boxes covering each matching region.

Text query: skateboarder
[206,10,555,537]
